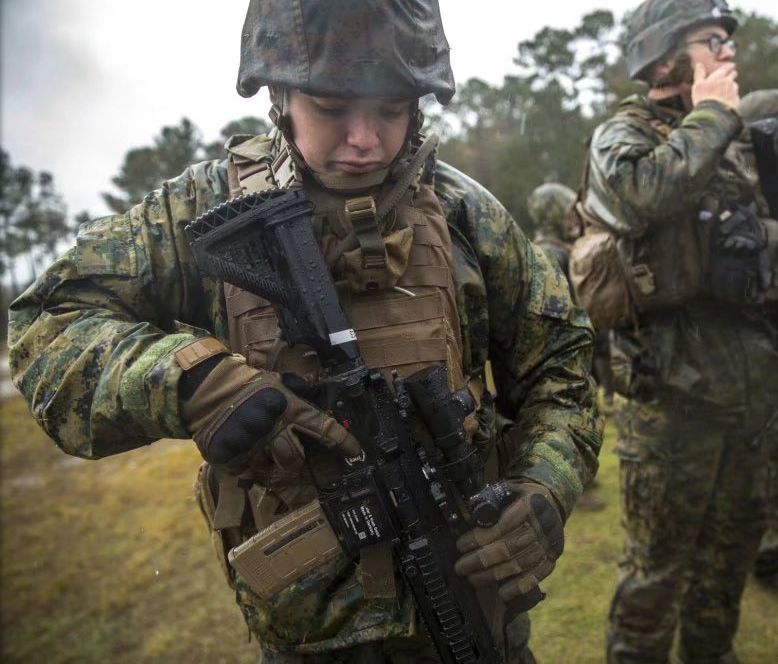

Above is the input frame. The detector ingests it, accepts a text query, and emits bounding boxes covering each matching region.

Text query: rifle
[751,117,778,220]
[185,188,541,664]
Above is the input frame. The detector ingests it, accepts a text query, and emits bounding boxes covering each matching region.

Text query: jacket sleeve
[8,160,230,458]
[439,165,602,519]
[588,100,742,236]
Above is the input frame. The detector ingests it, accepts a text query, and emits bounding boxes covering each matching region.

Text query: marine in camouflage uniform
[528,183,608,511]
[579,1,778,661]
[8,1,601,663]
[528,182,616,403]
[740,89,778,589]
[527,183,577,277]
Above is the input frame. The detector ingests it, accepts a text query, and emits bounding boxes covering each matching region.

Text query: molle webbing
[226,134,304,198]
[345,196,385,270]
[222,131,465,455]
[174,337,229,371]
[225,191,464,380]
[224,135,278,198]
[217,135,495,611]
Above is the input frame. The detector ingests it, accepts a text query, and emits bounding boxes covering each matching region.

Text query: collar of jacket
[619,93,687,126]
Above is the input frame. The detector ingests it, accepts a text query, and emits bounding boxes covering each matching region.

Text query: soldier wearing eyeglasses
[570,0,778,662]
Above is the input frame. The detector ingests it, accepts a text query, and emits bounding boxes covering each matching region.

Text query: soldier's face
[286,91,412,176]
[683,23,737,76]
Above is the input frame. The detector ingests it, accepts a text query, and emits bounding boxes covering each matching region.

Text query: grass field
[1,394,776,663]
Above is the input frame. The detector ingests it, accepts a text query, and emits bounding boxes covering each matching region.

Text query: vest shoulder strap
[225,133,301,198]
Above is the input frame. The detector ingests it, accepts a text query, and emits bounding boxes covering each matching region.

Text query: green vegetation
[1,395,776,663]
[1,151,74,329]
[431,10,778,239]
[100,116,271,215]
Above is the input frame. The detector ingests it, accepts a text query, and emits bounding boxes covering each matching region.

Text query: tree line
[2,9,775,339]
[431,9,777,234]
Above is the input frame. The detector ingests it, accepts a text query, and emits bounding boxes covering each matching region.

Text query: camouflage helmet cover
[625,0,738,81]
[527,183,577,239]
[740,89,778,123]
[237,0,456,104]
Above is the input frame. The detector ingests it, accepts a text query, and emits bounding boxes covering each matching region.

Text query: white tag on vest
[329,328,358,346]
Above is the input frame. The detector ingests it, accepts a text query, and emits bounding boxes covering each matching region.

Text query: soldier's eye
[313,101,347,117]
[709,36,723,52]
[380,106,408,120]
[686,35,737,55]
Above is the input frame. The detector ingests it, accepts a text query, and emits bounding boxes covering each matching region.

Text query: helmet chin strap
[268,87,305,169]
[268,88,426,193]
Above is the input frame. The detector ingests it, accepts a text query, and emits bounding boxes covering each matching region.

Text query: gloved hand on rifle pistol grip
[454,480,565,603]
[179,348,361,475]
[717,207,767,254]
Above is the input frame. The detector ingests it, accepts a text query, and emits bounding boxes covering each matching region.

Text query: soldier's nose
[345,112,381,152]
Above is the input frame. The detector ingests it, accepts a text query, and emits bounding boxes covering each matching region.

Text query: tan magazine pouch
[228,500,342,599]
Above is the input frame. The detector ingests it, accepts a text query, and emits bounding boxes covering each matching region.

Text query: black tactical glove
[179,352,361,475]
[454,481,564,602]
[716,207,767,254]
[709,206,773,303]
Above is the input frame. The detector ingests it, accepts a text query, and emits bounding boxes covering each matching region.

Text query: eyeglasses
[685,35,738,55]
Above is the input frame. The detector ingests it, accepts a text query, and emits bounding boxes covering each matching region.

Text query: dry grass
[0,396,256,664]
[1,395,776,663]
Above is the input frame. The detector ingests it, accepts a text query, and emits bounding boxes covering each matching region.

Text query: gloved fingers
[461,555,557,599]
[722,236,760,253]
[528,495,565,558]
[455,540,511,577]
[266,429,306,469]
[290,409,362,457]
[319,414,362,457]
[281,373,317,399]
[464,558,525,586]
[455,534,546,579]
[722,237,746,251]
[497,558,557,602]
[525,557,557,587]
[456,503,532,553]
[504,527,546,559]
[213,423,296,477]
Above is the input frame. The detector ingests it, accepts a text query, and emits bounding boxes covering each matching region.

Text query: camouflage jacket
[9,150,600,518]
[586,95,778,426]
[534,235,571,282]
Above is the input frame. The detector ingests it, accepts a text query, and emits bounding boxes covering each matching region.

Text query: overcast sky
[2,0,776,220]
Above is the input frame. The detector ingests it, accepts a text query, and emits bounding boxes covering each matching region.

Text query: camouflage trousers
[256,612,535,663]
[755,416,778,582]
[607,395,769,664]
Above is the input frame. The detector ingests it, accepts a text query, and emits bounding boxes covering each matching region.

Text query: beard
[653,51,694,88]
